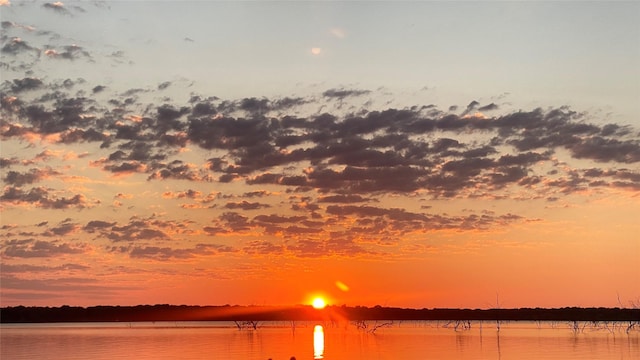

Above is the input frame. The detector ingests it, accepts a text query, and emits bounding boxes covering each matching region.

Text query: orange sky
[1,1,639,309]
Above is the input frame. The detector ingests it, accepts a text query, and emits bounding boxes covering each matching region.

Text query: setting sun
[312,297,327,309]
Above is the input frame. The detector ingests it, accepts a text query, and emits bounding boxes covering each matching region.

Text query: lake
[1,321,638,359]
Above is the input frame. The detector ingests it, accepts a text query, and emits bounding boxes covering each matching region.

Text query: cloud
[4,77,44,93]
[83,220,117,233]
[2,167,60,186]
[42,219,80,237]
[287,237,373,257]
[569,136,640,163]
[478,103,499,112]
[44,45,91,60]
[0,186,92,209]
[253,214,307,224]
[147,160,213,182]
[322,88,371,100]
[317,194,370,203]
[42,2,70,15]
[3,78,639,203]
[1,263,90,274]
[163,189,202,200]
[224,201,270,210]
[1,41,639,259]
[0,274,130,300]
[242,240,284,255]
[2,239,87,258]
[158,81,171,90]
[128,243,234,261]
[102,218,169,242]
[83,215,195,243]
[0,157,21,168]
[1,37,39,55]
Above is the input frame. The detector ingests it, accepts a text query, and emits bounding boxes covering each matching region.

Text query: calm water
[1,321,638,359]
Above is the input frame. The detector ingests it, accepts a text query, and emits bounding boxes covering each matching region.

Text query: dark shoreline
[2,305,639,323]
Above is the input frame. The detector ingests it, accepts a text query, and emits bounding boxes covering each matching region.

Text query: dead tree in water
[443,320,472,331]
[353,320,394,333]
[234,320,260,330]
[569,320,585,334]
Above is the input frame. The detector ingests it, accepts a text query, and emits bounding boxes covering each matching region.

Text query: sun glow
[312,297,327,309]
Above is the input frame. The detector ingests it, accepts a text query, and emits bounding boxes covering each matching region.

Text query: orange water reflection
[1,322,639,359]
[313,325,324,359]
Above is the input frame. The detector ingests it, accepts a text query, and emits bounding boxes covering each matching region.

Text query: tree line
[1,304,639,323]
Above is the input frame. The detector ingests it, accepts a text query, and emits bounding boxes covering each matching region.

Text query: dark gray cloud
[460,100,480,116]
[42,2,75,15]
[0,186,90,209]
[83,215,194,243]
[1,37,40,55]
[99,217,169,242]
[286,237,373,257]
[84,220,117,233]
[147,160,213,181]
[253,214,307,224]
[1,263,90,274]
[224,201,270,210]
[3,82,639,200]
[163,189,203,200]
[2,239,86,258]
[4,77,44,93]
[0,157,21,168]
[0,274,131,301]
[317,194,370,203]
[2,167,60,186]
[42,219,79,237]
[44,44,91,60]
[157,81,171,90]
[1,67,638,248]
[322,88,371,100]
[128,243,234,261]
[478,103,499,111]
[569,136,640,163]
[243,240,284,255]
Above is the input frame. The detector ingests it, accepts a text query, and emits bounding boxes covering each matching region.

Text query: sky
[1,0,639,309]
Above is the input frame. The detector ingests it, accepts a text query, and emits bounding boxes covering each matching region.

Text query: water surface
[2,321,638,359]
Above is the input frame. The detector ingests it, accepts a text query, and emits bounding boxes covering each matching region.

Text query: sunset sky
[1,1,639,309]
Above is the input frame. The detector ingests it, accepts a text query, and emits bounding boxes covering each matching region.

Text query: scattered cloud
[1,186,93,209]
[4,77,44,93]
[44,44,91,60]
[42,2,70,15]
[0,8,638,268]
[129,243,234,261]
[322,88,371,100]
[224,200,270,210]
[1,37,40,55]
[2,167,60,186]
[2,79,638,211]
[2,239,87,258]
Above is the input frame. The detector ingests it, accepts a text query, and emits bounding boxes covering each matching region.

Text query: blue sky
[5,1,639,118]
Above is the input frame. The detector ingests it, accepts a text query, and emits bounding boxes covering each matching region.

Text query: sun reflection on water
[313,325,324,359]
